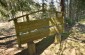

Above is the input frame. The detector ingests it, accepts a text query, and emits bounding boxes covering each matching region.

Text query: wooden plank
[18,26,59,44]
[16,18,59,32]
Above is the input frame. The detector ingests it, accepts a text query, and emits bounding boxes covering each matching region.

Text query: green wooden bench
[9,10,64,55]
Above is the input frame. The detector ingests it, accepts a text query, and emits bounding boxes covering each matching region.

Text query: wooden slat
[8,10,42,21]
[16,18,60,33]
[14,17,64,45]
[18,26,58,44]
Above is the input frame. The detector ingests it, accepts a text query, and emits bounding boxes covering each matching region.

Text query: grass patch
[61,31,71,41]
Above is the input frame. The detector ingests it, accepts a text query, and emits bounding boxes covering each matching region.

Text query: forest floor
[0,20,85,55]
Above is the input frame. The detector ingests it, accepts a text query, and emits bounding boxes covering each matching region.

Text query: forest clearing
[0,0,85,55]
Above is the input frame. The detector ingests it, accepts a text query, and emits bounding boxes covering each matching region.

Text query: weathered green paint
[14,17,63,44]
[12,12,64,55]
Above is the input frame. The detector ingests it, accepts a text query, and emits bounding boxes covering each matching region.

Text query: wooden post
[42,0,45,13]
[54,34,61,44]
[26,15,29,22]
[14,19,22,48]
[26,16,36,55]
[27,41,36,55]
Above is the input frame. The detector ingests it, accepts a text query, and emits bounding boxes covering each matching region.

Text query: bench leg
[54,34,61,44]
[18,44,22,48]
[27,41,36,55]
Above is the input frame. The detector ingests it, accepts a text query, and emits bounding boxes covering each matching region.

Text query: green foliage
[77,0,85,10]
[0,0,41,20]
[0,0,7,7]
[0,0,57,21]
[65,18,75,26]
[65,0,85,23]
[61,31,71,41]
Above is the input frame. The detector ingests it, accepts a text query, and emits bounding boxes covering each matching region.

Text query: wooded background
[0,0,85,24]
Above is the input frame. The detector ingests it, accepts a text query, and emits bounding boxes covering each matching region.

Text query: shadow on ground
[15,35,55,55]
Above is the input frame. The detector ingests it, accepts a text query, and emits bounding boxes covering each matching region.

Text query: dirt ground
[0,22,85,55]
